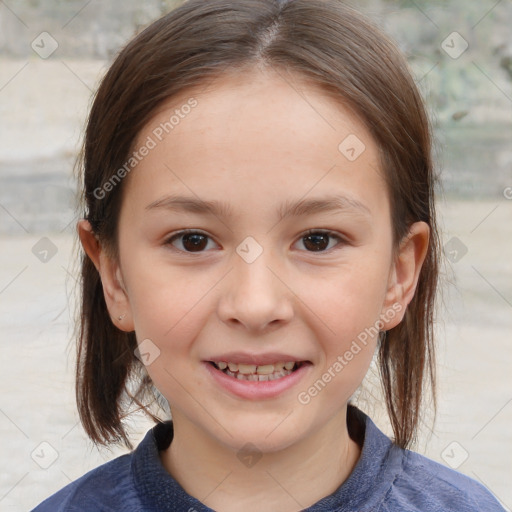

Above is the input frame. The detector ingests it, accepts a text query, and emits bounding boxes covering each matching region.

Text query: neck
[160,406,361,512]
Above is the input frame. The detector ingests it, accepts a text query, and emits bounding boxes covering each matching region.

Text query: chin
[209,414,308,455]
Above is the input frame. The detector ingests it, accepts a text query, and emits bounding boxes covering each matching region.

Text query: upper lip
[205,352,311,366]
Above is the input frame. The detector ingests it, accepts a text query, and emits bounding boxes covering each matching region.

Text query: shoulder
[349,408,506,512]
[31,452,142,512]
[381,448,505,512]
[31,420,177,512]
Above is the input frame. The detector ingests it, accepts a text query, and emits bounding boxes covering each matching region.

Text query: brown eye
[166,230,216,253]
[298,230,343,252]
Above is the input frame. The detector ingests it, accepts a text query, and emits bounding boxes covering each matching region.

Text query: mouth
[207,360,308,381]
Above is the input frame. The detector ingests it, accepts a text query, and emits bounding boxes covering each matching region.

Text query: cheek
[302,256,389,381]
[121,250,207,343]
[131,278,208,344]
[128,275,209,400]
[302,277,383,409]
[312,259,390,331]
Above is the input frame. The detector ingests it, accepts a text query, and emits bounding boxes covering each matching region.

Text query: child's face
[84,68,425,452]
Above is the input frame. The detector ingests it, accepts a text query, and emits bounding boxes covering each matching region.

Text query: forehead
[135,66,374,149]
[122,67,387,218]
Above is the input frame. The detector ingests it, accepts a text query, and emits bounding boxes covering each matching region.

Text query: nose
[216,249,294,333]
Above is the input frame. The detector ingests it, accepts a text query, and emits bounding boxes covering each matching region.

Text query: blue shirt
[32,406,505,511]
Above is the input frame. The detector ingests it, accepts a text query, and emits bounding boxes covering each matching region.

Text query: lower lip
[203,362,312,400]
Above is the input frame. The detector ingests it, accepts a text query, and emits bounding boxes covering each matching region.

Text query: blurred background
[0,0,511,510]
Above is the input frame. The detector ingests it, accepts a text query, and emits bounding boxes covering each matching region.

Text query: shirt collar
[132,405,403,511]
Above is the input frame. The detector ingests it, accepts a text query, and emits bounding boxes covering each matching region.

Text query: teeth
[214,360,300,381]
[238,364,257,375]
[231,369,290,381]
[256,364,276,375]
[214,361,297,374]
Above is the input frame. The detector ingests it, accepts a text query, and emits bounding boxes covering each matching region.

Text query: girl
[33,0,505,510]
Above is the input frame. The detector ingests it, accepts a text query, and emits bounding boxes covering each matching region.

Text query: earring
[118,313,126,321]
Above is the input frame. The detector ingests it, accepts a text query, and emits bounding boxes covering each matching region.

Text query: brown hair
[74,0,439,450]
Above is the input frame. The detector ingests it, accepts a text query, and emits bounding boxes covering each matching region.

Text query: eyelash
[163,229,346,254]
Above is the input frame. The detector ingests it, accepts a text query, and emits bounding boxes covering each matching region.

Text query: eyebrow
[145,193,371,221]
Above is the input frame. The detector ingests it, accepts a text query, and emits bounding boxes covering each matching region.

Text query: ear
[77,219,135,332]
[380,221,430,330]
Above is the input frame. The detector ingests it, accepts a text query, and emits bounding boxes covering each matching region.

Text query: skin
[79,65,429,511]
